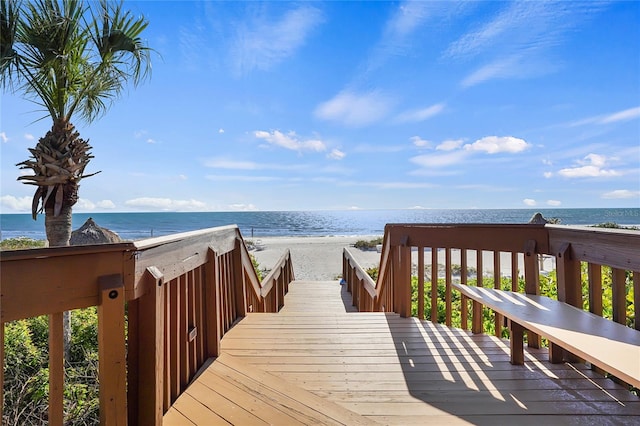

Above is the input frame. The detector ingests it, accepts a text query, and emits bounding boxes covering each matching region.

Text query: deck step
[163,352,378,425]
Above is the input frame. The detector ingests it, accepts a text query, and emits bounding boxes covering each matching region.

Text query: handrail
[0,225,294,425]
[342,222,640,387]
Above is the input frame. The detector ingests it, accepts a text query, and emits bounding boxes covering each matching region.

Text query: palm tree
[1,0,152,246]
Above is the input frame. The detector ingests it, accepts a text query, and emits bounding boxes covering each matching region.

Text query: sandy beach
[248,236,382,281]
[248,235,556,281]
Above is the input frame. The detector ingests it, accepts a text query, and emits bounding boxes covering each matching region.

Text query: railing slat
[49,312,64,426]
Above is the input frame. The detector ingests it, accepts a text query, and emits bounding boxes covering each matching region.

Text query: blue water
[1,208,638,242]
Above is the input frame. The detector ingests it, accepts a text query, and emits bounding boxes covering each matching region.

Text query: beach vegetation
[0,237,46,250]
[354,237,383,250]
[592,222,639,231]
[3,307,100,425]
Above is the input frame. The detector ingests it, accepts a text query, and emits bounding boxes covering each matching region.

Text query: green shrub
[0,237,46,251]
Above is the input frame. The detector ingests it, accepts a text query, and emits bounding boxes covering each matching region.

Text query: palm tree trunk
[45,204,73,360]
[44,205,73,247]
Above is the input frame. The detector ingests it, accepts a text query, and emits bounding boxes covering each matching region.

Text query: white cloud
[544,172,553,178]
[218,128,225,134]
[410,151,469,168]
[230,5,323,76]
[546,200,562,206]
[228,203,258,211]
[410,136,431,148]
[602,190,640,200]
[205,158,260,170]
[97,200,116,209]
[327,149,345,160]
[464,136,530,154]
[206,175,280,182]
[600,106,640,124]
[315,90,394,127]
[24,133,34,141]
[177,175,188,181]
[0,132,8,143]
[569,106,640,127]
[437,139,464,151]
[0,195,31,212]
[75,199,96,211]
[395,103,445,123]
[523,198,537,206]
[254,130,326,152]
[448,2,603,87]
[558,154,621,178]
[125,197,206,211]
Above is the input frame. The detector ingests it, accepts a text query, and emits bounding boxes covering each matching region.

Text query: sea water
[1,208,638,242]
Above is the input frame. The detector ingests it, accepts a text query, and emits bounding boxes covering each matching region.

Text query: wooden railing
[343,223,640,377]
[0,225,294,425]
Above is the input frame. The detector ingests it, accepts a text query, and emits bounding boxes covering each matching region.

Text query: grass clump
[354,237,383,250]
[0,237,46,251]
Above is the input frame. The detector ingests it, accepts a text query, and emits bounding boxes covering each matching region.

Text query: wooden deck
[165,281,640,425]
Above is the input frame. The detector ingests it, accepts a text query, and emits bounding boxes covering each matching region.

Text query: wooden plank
[49,312,64,426]
[1,250,130,321]
[453,283,640,388]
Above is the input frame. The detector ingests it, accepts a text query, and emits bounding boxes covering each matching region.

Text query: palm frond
[1,0,22,89]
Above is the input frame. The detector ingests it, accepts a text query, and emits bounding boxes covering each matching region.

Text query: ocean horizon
[1,208,639,242]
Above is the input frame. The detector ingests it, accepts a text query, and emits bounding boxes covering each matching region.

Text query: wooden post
[523,240,541,348]
[588,263,603,316]
[49,312,64,426]
[418,247,425,320]
[233,239,247,316]
[471,250,483,334]
[396,237,412,318]
[431,247,438,323]
[98,274,127,425]
[205,248,221,357]
[445,248,452,326]
[509,320,525,365]
[611,268,627,325]
[136,267,165,426]
[556,243,581,307]
[494,251,502,337]
[554,242,581,363]
[460,249,468,330]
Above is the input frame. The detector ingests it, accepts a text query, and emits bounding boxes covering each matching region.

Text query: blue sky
[1,0,639,213]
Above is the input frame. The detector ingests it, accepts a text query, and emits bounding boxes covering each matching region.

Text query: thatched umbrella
[70,218,123,245]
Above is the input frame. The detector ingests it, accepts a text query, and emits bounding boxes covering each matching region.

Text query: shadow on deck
[165,281,640,425]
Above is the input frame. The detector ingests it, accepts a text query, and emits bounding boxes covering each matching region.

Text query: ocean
[0,208,638,242]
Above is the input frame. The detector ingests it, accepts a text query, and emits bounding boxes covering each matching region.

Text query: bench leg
[549,342,564,363]
[509,320,524,365]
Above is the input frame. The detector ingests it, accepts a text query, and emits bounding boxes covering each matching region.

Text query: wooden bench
[452,283,640,389]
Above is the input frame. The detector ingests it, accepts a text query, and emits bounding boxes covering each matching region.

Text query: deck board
[167,280,640,425]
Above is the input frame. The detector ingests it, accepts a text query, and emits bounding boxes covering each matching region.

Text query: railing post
[133,267,165,426]
[396,237,412,318]
[233,239,247,316]
[523,240,541,349]
[611,268,627,325]
[471,250,483,334]
[551,243,581,363]
[98,274,127,425]
[205,248,221,357]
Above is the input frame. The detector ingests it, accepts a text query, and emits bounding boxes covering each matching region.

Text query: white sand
[248,235,556,281]
[248,236,382,281]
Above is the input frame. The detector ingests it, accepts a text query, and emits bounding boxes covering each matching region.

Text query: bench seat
[452,283,640,389]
